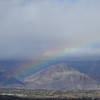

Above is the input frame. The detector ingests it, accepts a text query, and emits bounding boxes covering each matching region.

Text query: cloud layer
[0,0,100,60]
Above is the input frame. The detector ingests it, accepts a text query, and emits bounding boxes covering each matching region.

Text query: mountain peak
[23,62,99,90]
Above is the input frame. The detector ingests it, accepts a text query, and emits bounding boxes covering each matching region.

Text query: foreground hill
[23,63,99,90]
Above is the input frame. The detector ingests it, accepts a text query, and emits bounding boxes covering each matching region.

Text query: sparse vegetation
[0,88,100,100]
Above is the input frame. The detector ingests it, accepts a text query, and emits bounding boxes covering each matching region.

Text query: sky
[0,0,100,60]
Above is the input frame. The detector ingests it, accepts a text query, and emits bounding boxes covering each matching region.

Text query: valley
[0,88,100,100]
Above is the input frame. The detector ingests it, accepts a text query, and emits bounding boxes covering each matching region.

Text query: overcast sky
[0,0,100,60]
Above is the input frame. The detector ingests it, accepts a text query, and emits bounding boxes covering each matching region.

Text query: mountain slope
[23,63,99,90]
[0,76,25,88]
[66,60,100,77]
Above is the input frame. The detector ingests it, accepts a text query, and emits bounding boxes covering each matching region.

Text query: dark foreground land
[0,95,100,100]
[0,88,100,100]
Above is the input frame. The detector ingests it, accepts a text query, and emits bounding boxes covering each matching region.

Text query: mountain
[66,60,100,82]
[23,63,99,90]
[67,60,100,75]
[0,60,100,80]
[0,60,100,90]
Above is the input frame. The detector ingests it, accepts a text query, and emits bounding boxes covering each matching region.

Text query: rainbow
[16,40,100,79]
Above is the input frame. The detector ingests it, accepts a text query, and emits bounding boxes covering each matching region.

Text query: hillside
[23,63,99,90]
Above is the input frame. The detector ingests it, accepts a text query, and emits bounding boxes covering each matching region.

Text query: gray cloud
[0,0,100,60]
